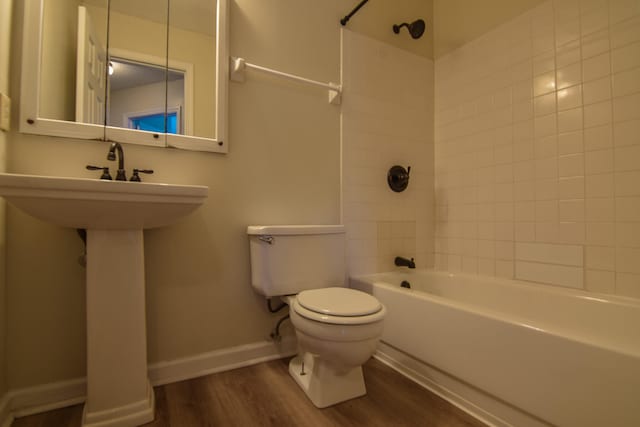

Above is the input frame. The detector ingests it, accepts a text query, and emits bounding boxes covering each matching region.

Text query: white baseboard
[148,336,297,386]
[7,337,297,420]
[374,342,549,427]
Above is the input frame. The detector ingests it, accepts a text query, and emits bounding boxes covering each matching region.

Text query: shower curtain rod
[230,57,342,105]
[340,0,369,26]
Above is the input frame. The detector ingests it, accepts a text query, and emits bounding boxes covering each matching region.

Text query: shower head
[393,19,426,39]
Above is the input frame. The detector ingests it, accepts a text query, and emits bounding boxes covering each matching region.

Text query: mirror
[19,0,228,153]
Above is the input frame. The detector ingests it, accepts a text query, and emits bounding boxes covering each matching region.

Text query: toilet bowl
[247,225,386,408]
[285,287,386,408]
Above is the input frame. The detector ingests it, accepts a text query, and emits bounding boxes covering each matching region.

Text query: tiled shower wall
[342,30,435,275]
[434,0,640,297]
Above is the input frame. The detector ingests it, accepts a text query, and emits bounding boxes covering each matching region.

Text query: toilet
[247,225,386,408]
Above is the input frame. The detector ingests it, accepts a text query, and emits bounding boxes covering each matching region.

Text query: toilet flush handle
[258,235,274,244]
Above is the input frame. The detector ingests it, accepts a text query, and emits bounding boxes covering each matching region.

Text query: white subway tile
[558,107,584,132]
[559,221,586,244]
[535,135,558,159]
[611,42,640,73]
[534,71,557,96]
[581,6,609,37]
[586,221,615,245]
[581,28,610,59]
[583,77,612,105]
[586,173,615,197]
[584,125,613,151]
[536,178,559,200]
[495,241,515,260]
[556,40,582,68]
[478,258,496,276]
[557,62,583,89]
[585,269,616,293]
[586,245,616,270]
[586,198,615,222]
[516,241,583,266]
[614,145,640,171]
[616,197,640,222]
[583,52,611,82]
[584,101,612,128]
[612,68,640,97]
[515,201,536,221]
[536,157,559,179]
[616,246,640,274]
[556,18,581,47]
[534,51,557,75]
[559,153,585,177]
[609,0,640,24]
[613,92,640,122]
[536,200,559,221]
[535,92,557,116]
[560,199,585,221]
[496,260,515,278]
[615,171,640,196]
[610,16,640,49]
[559,176,586,198]
[616,273,640,298]
[559,130,584,154]
[516,260,584,287]
[614,119,640,147]
[536,221,560,242]
[585,149,614,174]
[558,84,584,111]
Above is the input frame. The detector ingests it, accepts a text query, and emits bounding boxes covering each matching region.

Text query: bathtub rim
[350,269,640,359]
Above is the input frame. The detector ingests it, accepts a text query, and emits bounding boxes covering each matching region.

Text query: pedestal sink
[0,173,208,427]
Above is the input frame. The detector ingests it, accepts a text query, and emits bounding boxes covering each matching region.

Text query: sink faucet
[107,142,126,181]
[395,256,415,269]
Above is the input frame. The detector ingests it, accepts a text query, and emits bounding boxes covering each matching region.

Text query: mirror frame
[19,0,228,153]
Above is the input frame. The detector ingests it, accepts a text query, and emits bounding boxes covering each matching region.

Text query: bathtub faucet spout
[395,256,415,269]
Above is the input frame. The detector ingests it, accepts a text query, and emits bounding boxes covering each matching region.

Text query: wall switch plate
[0,92,10,131]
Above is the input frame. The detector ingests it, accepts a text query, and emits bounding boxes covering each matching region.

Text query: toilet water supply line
[267,298,289,341]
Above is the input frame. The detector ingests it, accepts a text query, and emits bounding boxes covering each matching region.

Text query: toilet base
[288,353,367,408]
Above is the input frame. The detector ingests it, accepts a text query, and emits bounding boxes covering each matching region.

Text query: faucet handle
[86,165,112,180]
[129,168,154,182]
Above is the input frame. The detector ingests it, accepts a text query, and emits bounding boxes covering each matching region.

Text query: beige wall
[0,0,12,401]
[434,0,640,297]
[5,0,435,390]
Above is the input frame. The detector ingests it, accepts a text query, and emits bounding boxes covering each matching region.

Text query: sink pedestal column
[82,229,155,427]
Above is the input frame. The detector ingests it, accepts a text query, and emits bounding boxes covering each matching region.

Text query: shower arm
[340,0,369,26]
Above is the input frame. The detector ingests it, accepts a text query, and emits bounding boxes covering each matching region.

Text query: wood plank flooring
[12,357,487,427]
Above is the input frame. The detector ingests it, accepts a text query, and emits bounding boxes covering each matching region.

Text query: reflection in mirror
[102,0,168,140]
[39,0,108,124]
[168,0,216,140]
[21,0,228,153]
[108,58,184,134]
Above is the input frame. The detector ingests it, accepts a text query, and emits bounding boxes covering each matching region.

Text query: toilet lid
[296,287,382,316]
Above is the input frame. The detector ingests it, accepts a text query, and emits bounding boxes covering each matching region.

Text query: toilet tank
[247,225,346,297]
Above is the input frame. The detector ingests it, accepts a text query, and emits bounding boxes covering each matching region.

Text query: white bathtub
[350,270,640,427]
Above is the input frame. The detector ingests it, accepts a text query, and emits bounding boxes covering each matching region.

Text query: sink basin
[0,172,209,427]
[0,173,208,229]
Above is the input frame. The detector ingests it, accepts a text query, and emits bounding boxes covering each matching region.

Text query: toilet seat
[292,287,385,325]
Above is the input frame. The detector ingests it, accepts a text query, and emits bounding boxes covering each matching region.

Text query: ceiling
[433,0,546,58]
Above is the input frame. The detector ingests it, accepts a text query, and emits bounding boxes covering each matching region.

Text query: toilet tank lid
[247,225,345,236]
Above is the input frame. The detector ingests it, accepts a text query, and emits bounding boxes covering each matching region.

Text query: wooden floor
[12,357,486,427]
